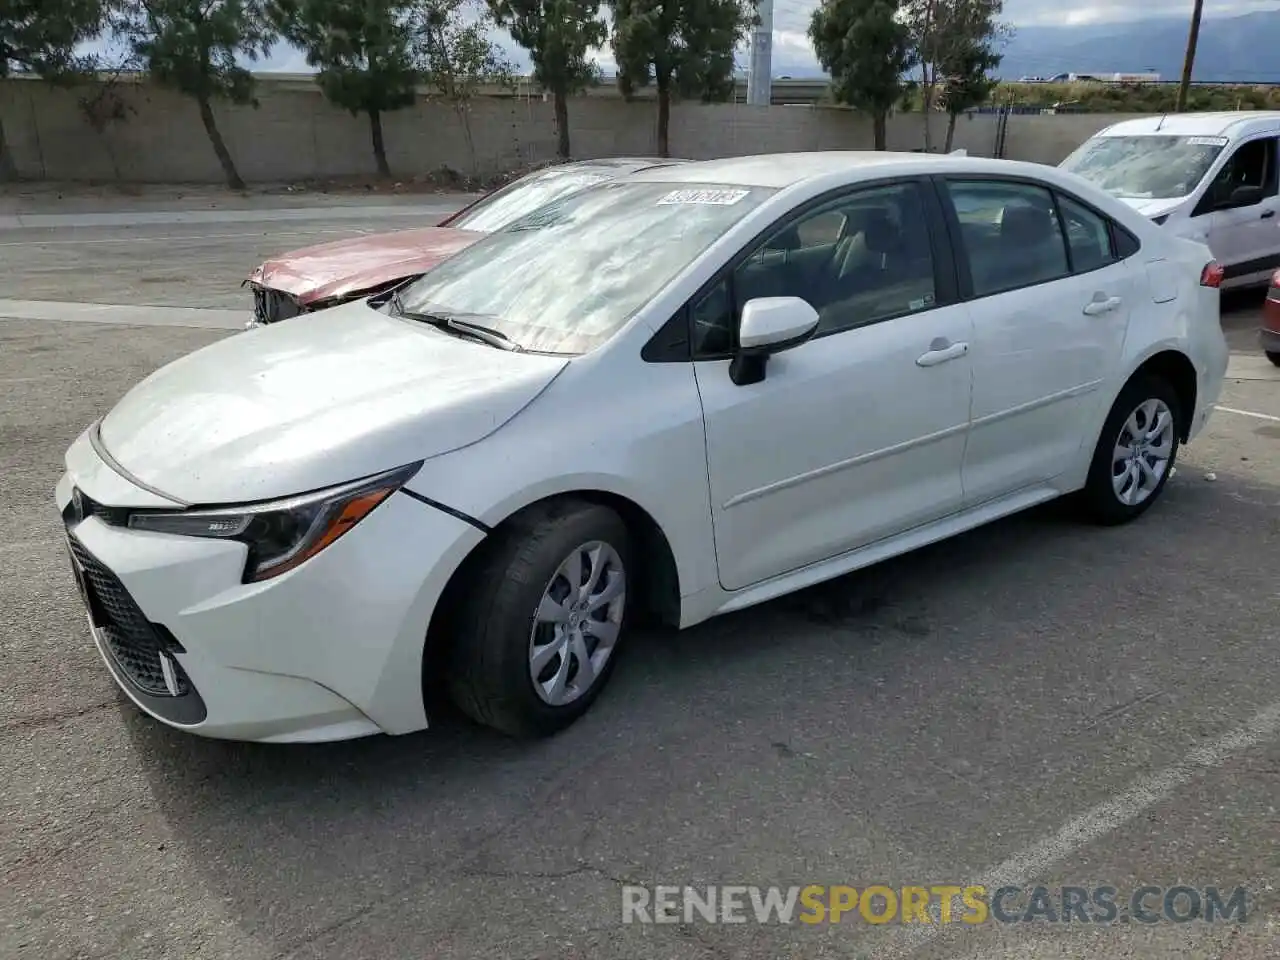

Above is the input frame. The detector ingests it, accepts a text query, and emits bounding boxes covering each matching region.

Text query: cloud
[79,0,1280,81]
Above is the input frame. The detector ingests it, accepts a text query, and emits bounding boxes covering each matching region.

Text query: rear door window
[943,180,1070,297]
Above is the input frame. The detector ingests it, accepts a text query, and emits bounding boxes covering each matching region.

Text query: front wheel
[1079,376,1182,525]
[1266,350,1280,368]
[447,499,632,738]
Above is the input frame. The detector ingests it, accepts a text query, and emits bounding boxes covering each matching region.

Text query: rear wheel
[447,499,631,738]
[1079,375,1182,525]
[1266,350,1280,367]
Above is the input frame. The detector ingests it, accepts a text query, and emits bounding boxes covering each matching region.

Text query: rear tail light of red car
[1200,261,1225,288]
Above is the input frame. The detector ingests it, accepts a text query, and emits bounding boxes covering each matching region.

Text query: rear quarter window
[1111,223,1141,260]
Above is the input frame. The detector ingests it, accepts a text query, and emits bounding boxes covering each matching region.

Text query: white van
[1060,111,1280,288]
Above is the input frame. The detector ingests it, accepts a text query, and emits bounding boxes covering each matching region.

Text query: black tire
[1267,351,1280,368]
[1079,375,1182,526]
[446,499,633,738]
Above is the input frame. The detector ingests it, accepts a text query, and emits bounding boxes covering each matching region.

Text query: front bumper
[248,282,308,326]
[247,278,405,328]
[55,436,485,742]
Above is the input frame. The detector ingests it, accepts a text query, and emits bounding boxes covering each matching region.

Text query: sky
[94,0,1280,78]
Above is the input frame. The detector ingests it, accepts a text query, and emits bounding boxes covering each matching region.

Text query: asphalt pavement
[2,199,1279,960]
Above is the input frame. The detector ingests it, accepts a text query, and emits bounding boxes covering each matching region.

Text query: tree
[938,43,1001,153]
[270,0,419,178]
[488,0,606,160]
[903,0,1004,152]
[77,50,143,181]
[413,0,512,177]
[1,0,107,178]
[808,0,911,151]
[609,0,757,158]
[115,0,276,189]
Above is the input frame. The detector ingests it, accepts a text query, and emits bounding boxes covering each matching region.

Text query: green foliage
[992,81,1280,114]
[116,0,274,105]
[901,0,1004,148]
[0,0,106,79]
[940,45,1000,116]
[271,0,419,116]
[114,0,275,187]
[411,0,511,174]
[903,0,1004,85]
[488,0,605,96]
[413,0,512,101]
[934,1,1007,116]
[609,0,757,102]
[808,0,912,122]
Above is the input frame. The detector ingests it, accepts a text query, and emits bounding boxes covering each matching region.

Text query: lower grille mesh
[68,537,191,697]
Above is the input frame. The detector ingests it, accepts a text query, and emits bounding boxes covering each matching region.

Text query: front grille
[67,535,192,698]
[60,489,129,529]
[250,283,307,325]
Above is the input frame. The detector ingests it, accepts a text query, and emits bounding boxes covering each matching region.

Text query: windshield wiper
[389,294,522,352]
[438,316,523,352]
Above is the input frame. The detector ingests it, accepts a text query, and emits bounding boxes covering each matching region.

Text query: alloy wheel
[1111,398,1175,507]
[528,541,627,707]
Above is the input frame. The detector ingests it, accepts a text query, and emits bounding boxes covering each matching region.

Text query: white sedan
[57,152,1229,743]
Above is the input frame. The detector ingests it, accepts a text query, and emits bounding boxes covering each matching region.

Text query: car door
[937,178,1136,505]
[692,179,975,593]
[1195,136,1280,282]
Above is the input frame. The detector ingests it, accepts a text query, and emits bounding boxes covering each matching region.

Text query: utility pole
[1176,0,1205,112]
[745,0,774,106]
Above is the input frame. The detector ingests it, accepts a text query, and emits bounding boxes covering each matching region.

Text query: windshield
[398,181,775,354]
[1060,134,1227,200]
[446,166,624,233]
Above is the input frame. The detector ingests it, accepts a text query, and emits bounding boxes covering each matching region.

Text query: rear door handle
[1083,296,1122,316]
[1263,210,1276,220]
[916,341,969,367]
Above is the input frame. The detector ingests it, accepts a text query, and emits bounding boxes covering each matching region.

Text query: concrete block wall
[0,76,1147,183]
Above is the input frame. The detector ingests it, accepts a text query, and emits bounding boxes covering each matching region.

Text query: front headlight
[127,462,423,582]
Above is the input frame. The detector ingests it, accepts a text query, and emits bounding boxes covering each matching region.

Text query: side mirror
[1222,185,1264,208]
[730,296,819,386]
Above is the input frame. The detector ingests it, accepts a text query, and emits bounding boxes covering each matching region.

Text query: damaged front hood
[97,300,568,505]
[248,225,485,305]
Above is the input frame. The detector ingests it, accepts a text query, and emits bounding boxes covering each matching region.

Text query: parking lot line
[1216,405,1280,423]
[1224,354,1280,381]
[0,299,245,329]
[880,698,1280,956]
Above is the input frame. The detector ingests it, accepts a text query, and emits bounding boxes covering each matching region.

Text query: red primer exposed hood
[248,226,485,305]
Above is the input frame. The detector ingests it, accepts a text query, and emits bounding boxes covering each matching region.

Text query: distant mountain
[993,11,1280,84]
[758,9,1280,85]
[210,8,1280,87]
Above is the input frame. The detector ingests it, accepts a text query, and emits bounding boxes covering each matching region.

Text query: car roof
[556,157,688,175]
[1094,111,1280,139]
[623,151,1053,189]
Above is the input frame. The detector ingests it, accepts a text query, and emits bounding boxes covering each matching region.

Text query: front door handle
[916,341,969,367]
[1263,210,1276,220]
[1083,295,1122,316]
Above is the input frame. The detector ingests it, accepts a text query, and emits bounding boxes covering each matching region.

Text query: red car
[1264,269,1280,366]
[246,157,686,327]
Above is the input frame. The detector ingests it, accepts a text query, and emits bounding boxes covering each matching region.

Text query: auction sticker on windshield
[1186,136,1229,146]
[658,189,750,205]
